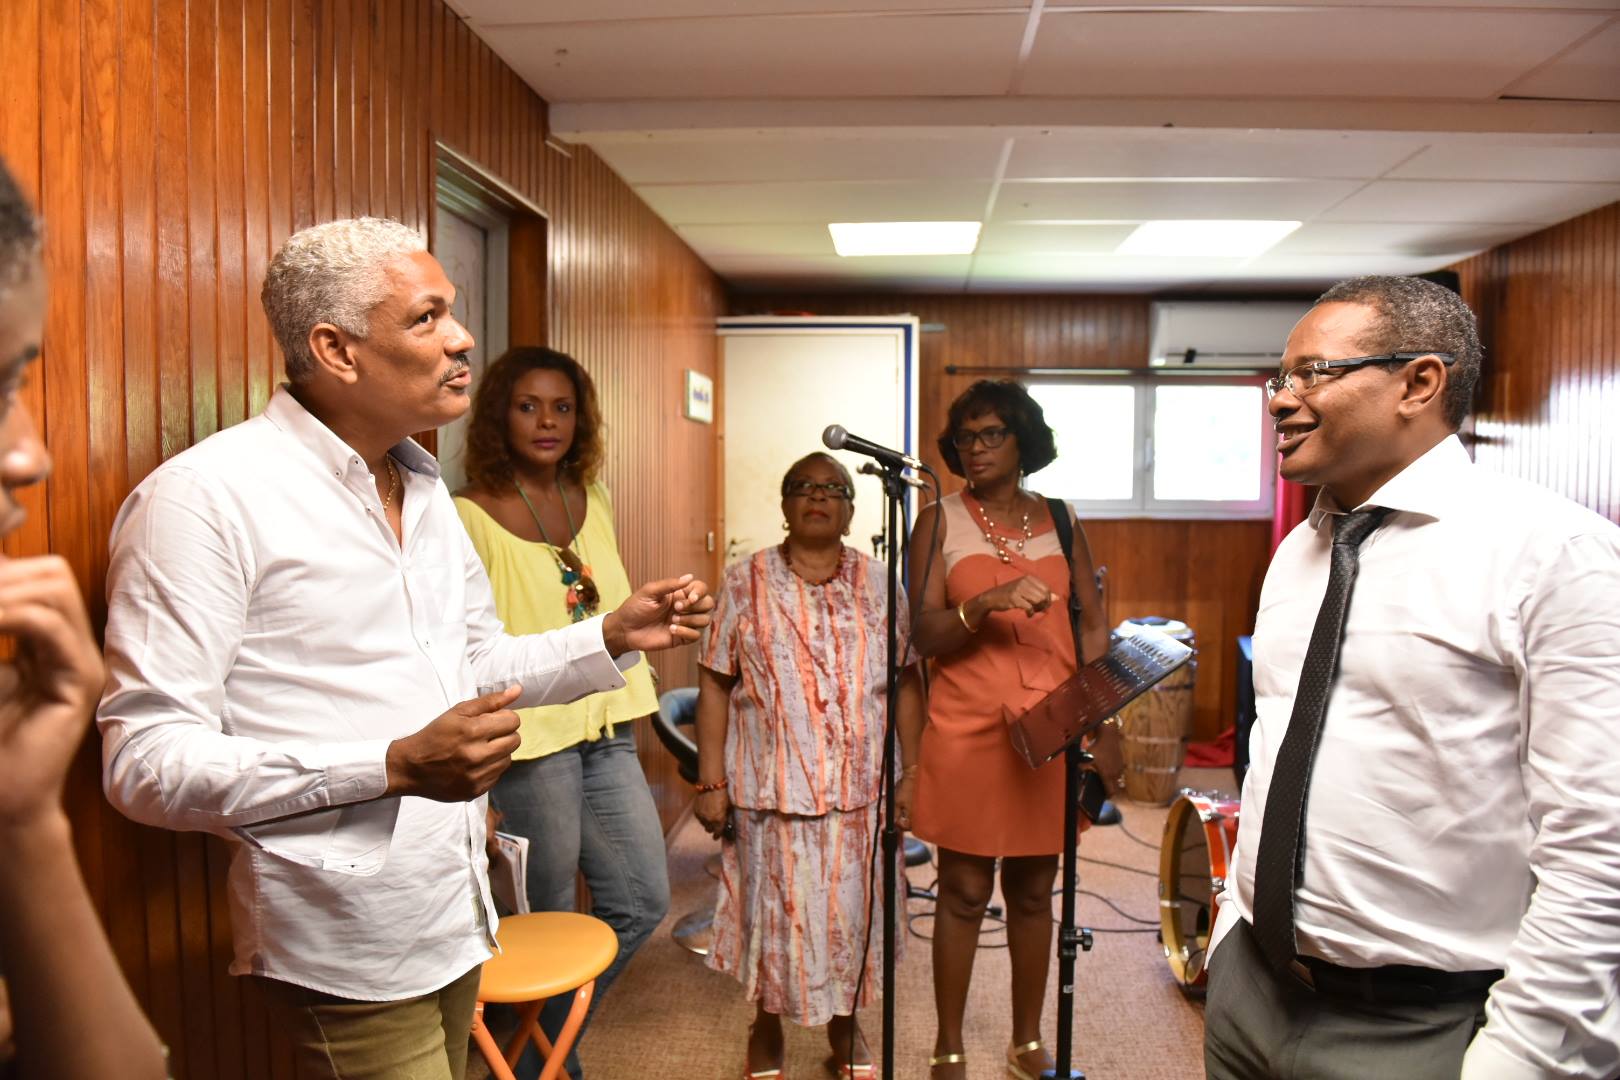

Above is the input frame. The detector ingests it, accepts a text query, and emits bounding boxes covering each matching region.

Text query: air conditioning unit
[1148,301,1311,370]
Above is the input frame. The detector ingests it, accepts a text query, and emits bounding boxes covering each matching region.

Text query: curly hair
[461,346,605,491]
[1315,275,1483,429]
[937,379,1058,477]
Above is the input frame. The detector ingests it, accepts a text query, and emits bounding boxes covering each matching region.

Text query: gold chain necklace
[971,492,1032,564]
[381,458,400,510]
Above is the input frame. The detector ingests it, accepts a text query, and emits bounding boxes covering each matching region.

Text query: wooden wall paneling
[1452,201,1620,525]
[186,0,219,445]
[81,0,145,1043]
[312,0,335,224]
[217,0,248,432]
[244,0,273,414]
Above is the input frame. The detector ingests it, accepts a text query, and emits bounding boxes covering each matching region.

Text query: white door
[721,323,915,566]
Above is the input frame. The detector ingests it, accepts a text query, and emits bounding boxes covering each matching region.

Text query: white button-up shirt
[98,387,639,1000]
[1213,436,1620,1080]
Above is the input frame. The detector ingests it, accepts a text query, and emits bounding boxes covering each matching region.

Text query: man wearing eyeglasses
[1204,275,1620,1080]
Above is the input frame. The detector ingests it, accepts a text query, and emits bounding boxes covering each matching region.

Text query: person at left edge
[95,218,713,1080]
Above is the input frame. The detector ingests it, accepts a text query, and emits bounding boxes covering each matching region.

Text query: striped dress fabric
[700,544,906,1025]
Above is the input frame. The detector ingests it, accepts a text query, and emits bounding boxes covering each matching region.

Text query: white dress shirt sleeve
[457,522,639,709]
[1463,530,1620,1080]
[98,468,392,840]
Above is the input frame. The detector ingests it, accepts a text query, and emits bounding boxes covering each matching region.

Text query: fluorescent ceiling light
[1116,220,1301,258]
[829,221,982,257]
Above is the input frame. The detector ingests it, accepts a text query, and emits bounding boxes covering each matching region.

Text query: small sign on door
[684,369,714,424]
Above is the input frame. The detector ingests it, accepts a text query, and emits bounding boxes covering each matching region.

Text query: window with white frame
[1024,375,1275,519]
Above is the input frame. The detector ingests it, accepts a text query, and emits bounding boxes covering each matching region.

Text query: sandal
[930,1051,967,1075]
[1007,1039,1048,1080]
[826,1063,874,1080]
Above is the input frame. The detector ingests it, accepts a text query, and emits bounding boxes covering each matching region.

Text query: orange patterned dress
[700,544,905,1026]
[910,491,1075,857]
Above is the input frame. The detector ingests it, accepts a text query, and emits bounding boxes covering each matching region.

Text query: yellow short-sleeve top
[455,482,659,759]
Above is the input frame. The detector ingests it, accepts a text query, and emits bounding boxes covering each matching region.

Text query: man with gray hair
[1204,275,1620,1079]
[97,217,714,1079]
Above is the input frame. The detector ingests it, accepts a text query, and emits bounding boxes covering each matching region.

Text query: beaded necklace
[514,477,600,622]
[969,490,1033,564]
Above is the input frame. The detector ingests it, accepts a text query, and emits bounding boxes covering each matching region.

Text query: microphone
[858,461,928,490]
[822,424,925,472]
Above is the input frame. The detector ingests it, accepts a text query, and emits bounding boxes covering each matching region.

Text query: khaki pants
[254,966,482,1080]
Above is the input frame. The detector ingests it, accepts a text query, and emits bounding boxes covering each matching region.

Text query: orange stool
[471,912,620,1080]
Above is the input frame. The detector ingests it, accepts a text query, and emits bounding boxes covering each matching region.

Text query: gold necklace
[971,491,1032,564]
[381,458,400,510]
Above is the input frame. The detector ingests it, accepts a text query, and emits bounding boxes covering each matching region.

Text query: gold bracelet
[956,602,978,634]
[901,764,920,778]
[693,777,728,794]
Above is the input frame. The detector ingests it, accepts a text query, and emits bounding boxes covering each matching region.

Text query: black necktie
[1252,507,1391,972]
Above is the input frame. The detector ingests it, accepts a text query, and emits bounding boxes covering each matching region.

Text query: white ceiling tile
[484,13,1027,102]
[711,254,972,290]
[675,224,838,258]
[592,135,1007,184]
[454,0,1022,24]
[1006,130,1426,181]
[1320,179,1620,224]
[1500,21,1620,102]
[990,179,1363,222]
[640,181,993,225]
[1389,143,1620,182]
[1020,9,1609,100]
[1268,221,1542,257]
[967,253,1238,292]
[976,223,1138,254]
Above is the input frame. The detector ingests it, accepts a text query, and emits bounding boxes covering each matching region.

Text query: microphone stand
[1046,742,1092,1080]
[876,459,905,1080]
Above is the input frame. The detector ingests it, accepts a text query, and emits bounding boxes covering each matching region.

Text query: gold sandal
[930,1052,966,1075]
[1007,1039,1047,1080]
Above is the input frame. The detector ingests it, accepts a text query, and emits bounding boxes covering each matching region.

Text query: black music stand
[1009,627,1196,1080]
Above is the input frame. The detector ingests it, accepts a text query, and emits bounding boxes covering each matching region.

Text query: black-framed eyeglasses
[1266,352,1456,399]
[782,479,854,501]
[951,426,1011,450]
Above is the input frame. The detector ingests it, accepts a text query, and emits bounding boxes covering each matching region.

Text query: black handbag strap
[1045,496,1085,654]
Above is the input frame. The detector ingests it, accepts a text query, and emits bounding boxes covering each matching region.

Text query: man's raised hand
[385,684,522,801]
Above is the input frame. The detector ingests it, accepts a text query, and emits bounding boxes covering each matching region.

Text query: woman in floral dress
[694,451,924,1080]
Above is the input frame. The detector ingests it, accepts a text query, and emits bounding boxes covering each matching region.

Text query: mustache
[440,355,471,385]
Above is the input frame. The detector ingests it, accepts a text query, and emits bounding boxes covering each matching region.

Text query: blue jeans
[489,725,671,1080]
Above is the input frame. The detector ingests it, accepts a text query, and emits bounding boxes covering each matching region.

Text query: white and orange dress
[701,544,906,1026]
[910,490,1076,857]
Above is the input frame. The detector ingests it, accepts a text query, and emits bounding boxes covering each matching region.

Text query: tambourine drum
[1158,790,1239,991]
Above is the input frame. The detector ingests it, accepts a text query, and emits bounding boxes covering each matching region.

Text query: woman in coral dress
[903,380,1108,1080]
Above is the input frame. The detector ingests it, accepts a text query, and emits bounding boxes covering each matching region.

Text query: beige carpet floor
[471,768,1236,1080]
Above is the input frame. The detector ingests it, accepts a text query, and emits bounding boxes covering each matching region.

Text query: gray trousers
[1205,918,1487,1080]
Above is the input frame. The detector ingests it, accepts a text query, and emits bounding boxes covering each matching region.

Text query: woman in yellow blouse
[454,346,667,1080]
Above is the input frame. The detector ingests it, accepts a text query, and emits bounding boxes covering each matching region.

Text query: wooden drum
[1158,790,1239,992]
[1115,618,1196,805]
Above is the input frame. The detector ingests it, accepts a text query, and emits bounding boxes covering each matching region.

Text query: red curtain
[1271,476,1311,553]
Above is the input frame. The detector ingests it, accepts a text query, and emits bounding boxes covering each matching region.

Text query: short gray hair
[1315,275,1483,429]
[261,217,426,382]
